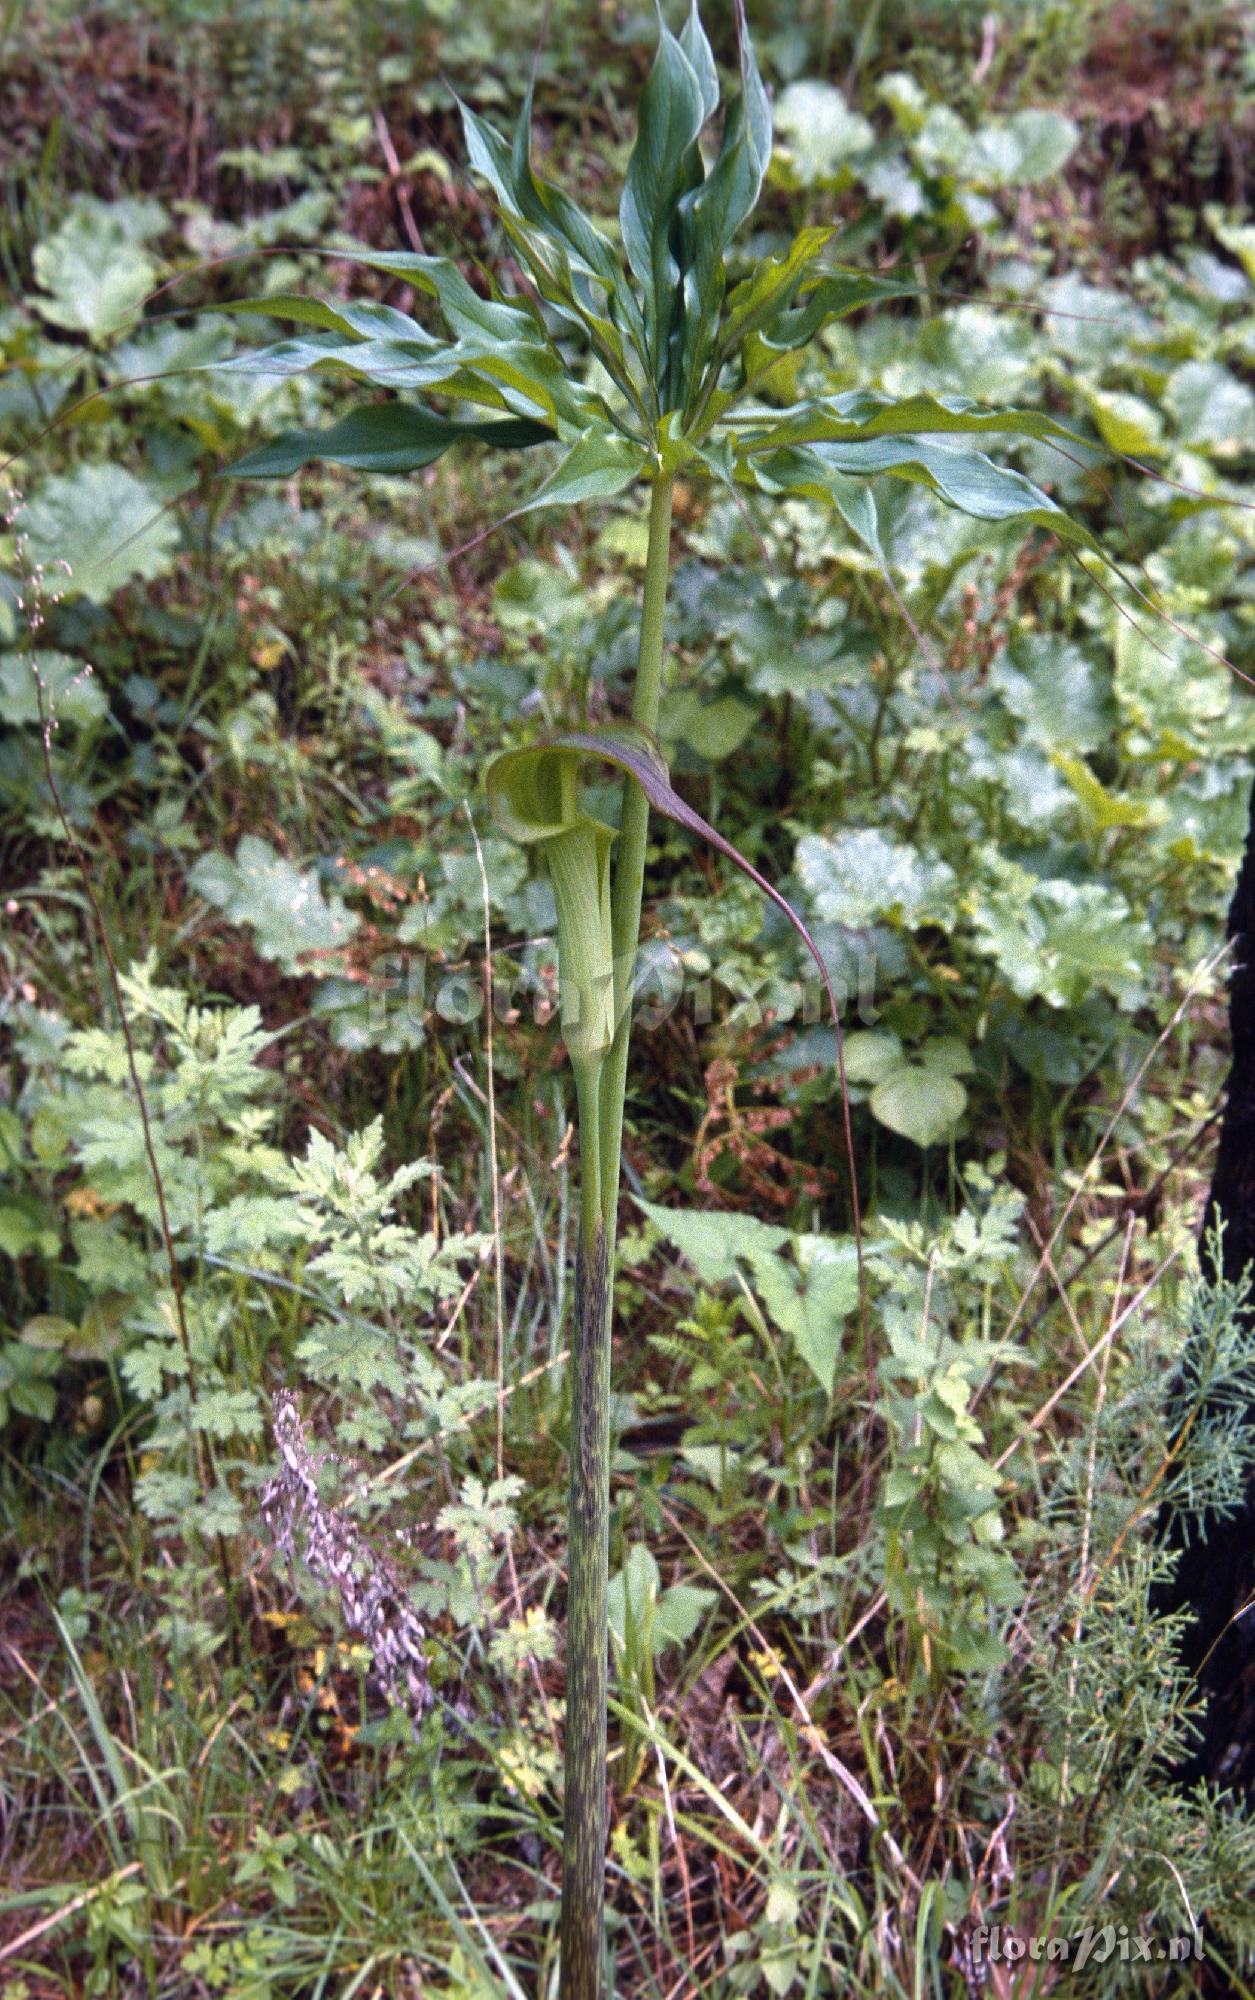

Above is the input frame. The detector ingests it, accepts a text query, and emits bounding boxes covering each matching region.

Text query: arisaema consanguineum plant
[215,5,1110,1992]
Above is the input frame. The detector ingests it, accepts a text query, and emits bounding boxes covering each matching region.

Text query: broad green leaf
[1003,108,1079,184]
[636,1198,789,1285]
[876,305,1040,404]
[773,81,873,185]
[839,1030,905,1085]
[610,1545,713,1658]
[870,1067,967,1149]
[653,1580,718,1649]
[189,836,357,975]
[1166,360,1255,456]
[1085,388,1164,459]
[933,1438,1000,1498]
[919,1037,974,1078]
[1053,753,1154,832]
[1204,205,1255,286]
[992,635,1114,754]
[1113,617,1229,747]
[912,102,971,177]
[635,1198,857,1393]
[24,466,179,602]
[662,686,758,760]
[0,649,107,728]
[877,71,929,136]
[783,1235,861,1393]
[0,1211,61,1261]
[969,109,1079,188]
[1040,272,1154,368]
[680,1444,735,1489]
[230,402,552,477]
[18,1313,79,1348]
[32,197,164,340]
[795,828,956,929]
[864,153,929,221]
[971,862,1152,1010]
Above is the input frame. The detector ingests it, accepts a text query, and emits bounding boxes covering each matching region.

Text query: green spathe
[546,819,616,1067]
[486,744,616,1069]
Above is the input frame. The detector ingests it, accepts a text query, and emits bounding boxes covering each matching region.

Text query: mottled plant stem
[560,473,673,1999]
[560,1218,611,2000]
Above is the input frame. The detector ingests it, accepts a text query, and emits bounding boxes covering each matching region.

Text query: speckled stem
[560,1219,611,2000]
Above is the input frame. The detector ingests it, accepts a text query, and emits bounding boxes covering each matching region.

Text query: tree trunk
[1161,774,1255,1789]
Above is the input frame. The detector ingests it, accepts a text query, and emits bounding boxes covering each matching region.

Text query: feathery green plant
[215,5,1118,1989]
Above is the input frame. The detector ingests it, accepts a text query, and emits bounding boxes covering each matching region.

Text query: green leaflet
[226,403,639,515]
[614,0,774,412]
[459,94,621,294]
[230,403,553,478]
[219,324,585,429]
[752,439,1102,555]
[514,433,649,515]
[457,88,651,414]
[678,0,720,120]
[696,264,918,429]
[674,2,772,403]
[620,4,711,398]
[342,252,542,345]
[751,268,919,359]
[461,94,623,306]
[211,293,442,344]
[735,388,1090,452]
[216,264,611,437]
[717,225,838,355]
[215,261,538,368]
